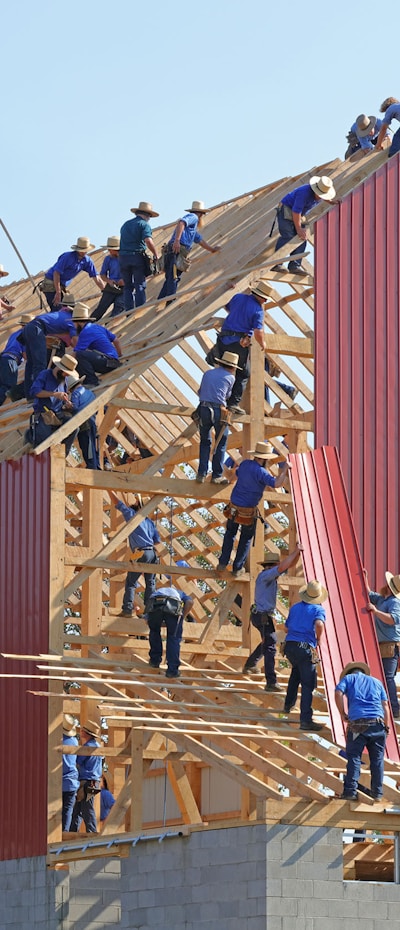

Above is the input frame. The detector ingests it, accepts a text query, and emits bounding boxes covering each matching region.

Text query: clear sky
[1,0,399,282]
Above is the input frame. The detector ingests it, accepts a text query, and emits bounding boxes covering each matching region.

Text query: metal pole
[0,216,39,293]
[394,832,400,884]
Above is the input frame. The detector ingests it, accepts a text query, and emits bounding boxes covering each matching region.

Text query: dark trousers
[389,126,400,158]
[91,285,125,320]
[62,790,77,831]
[148,612,183,675]
[216,336,250,406]
[198,403,229,478]
[219,518,256,571]
[274,208,307,269]
[75,350,120,386]
[120,252,147,311]
[0,355,19,405]
[70,789,98,833]
[343,722,386,799]
[24,321,47,397]
[158,248,182,300]
[78,418,100,469]
[247,611,277,684]
[123,549,159,611]
[382,650,399,715]
[284,641,317,724]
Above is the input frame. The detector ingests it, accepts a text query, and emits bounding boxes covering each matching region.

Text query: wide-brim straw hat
[20,312,35,325]
[130,201,159,217]
[309,175,336,201]
[299,579,328,604]
[60,292,75,308]
[251,280,275,300]
[70,236,95,252]
[385,571,400,599]
[248,441,277,460]
[52,353,78,375]
[185,200,209,214]
[65,371,86,389]
[258,550,281,566]
[71,302,91,321]
[102,235,120,250]
[63,713,77,735]
[81,719,102,738]
[215,351,242,370]
[356,114,377,137]
[340,661,370,681]
[0,264,9,277]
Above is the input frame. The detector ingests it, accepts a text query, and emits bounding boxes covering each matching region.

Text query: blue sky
[1,0,399,281]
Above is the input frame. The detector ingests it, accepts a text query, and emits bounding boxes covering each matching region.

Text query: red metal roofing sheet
[314,155,400,589]
[0,452,50,860]
[290,446,400,762]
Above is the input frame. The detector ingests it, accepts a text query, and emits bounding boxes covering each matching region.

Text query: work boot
[196,473,206,483]
[232,567,246,577]
[228,405,246,416]
[265,683,283,692]
[271,264,286,273]
[211,476,229,485]
[300,721,324,732]
[166,669,181,679]
[288,263,307,276]
[284,386,298,401]
[243,664,259,675]
[148,661,160,669]
[118,609,133,618]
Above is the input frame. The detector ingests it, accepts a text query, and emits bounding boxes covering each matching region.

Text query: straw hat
[52,353,78,375]
[186,200,209,214]
[215,351,242,369]
[20,312,34,325]
[81,719,102,738]
[299,579,328,604]
[70,236,95,252]
[258,550,281,566]
[71,303,91,321]
[102,235,120,250]
[309,176,336,201]
[130,201,159,217]
[0,264,9,277]
[356,114,377,137]
[63,713,77,736]
[247,441,276,459]
[251,280,274,300]
[65,371,86,390]
[340,661,370,681]
[385,571,400,599]
[60,292,75,308]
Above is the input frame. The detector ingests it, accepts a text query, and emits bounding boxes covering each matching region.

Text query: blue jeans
[247,612,277,684]
[274,208,307,269]
[24,320,47,397]
[216,337,250,406]
[119,252,147,310]
[389,126,400,158]
[382,651,399,715]
[148,612,183,675]
[91,285,125,320]
[70,789,98,833]
[158,248,181,299]
[264,357,295,403]
[78,418,99,469]
[124,549,159,611]
[343,722,386,798]
[219,517,256,571]
[75,350,120,386]
[198,403,229,478]
[284,641,317,723]
[0,354,19,405]
[62,789,77,831]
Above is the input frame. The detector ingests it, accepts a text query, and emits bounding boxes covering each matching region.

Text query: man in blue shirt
[217,441,290,576]
[335,662,389,801]
[196,351,239,484]
[72,304,122,386]
[364,567,400,717]
[345,113,388,160]
[20,306,77,398]
[207,280,272,414]
[28,354,79,450]
[146,583,193,678]
[92,235,125,320]
[65,370,99,469]
[0,313,33,405]
[243,545,302,690]
[283,579,327,730]
[70,721,103,834]
[42,236,105,310]
[62,714,80,832]
[110,490,161,616]
[271,175,336,275]
[376,97,400,158]
[119,201,159,312]
[158,200,221,301]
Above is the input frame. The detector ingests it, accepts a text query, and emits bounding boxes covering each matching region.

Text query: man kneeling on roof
[27,353,79,450]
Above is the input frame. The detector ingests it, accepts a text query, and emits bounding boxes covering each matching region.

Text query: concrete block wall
[2,823,400,929]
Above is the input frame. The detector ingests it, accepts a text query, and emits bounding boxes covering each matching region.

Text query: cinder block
[137,889,156,908]
[267,896,298,916]
[327,899,359,918]
[198,899,220,920]
[312,879,344,899]
[248,842,268,862]
[373,885,400,902]
[358,901,389,919]
[343,881,374,901]
[282,877,313,899]
[264,917,281,930]
[265,878,282,896]
[387,902,400,918]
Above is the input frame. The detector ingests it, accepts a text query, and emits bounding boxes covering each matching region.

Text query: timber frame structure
[1,149,400,868]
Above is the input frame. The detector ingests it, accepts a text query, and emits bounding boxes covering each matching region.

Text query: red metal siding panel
[0,452,50,860]
[290,446,400,762]
[315,157,400,588]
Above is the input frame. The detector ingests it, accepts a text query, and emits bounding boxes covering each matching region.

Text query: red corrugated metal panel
[315,156,400,588]
[290,446,400,762]
[0,451,50,860]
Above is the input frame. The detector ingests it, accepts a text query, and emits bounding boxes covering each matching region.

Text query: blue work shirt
[169,212,202,250]
[120,216,152,253]
[231,458,276,507]
[350,117,383,150]
[285,601,326,647]
[74,322,118,358]
[254,566,280,613]
[198,367,234,405]
[2,329,24,363]
[336,673,387,720]
[100,788,115,821]
[281,184,318,215]
[149,584,190,606]
[76,738,103,781]
[116,500,161,550]
[70,384,96,412]
[382,103,400,127]
[62,734,80,792]
[46,251,98,286]
[31,369,67,414]
[100,254,121,281]
[369,590,400,642]
[220,293,264,343]
[35,309,76,339]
